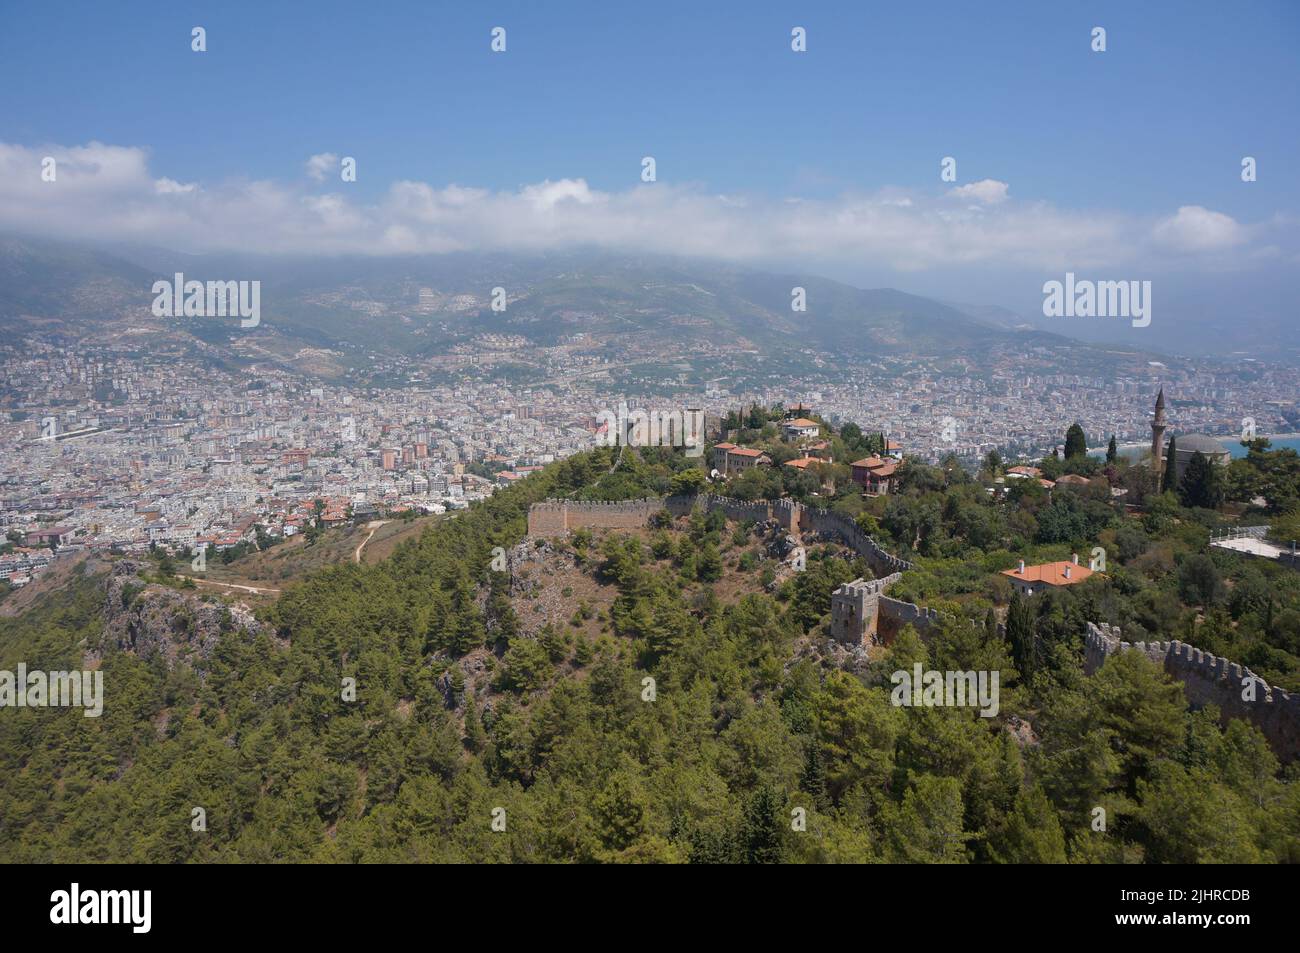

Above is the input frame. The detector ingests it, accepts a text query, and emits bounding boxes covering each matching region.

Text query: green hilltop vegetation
[1,421,1299,863]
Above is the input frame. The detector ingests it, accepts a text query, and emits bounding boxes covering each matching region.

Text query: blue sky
[0,1,1296,352]
[2,0,1294,211]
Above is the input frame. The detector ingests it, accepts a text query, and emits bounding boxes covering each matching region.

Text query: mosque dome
[1173,433,1230,456]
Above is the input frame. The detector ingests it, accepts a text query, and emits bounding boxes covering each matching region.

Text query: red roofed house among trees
[1001,555,1096,596]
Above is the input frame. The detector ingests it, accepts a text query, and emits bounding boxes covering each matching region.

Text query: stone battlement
[665,493,773,523]
[527,493,915,581]
[1084,622,1300,763]
[526,498,664,536]
[830,573,904,645]
[877,594,946,641]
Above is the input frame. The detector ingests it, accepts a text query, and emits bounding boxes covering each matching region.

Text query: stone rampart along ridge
[876,594,946,642]
[529,494,915,577]
[526,494,969,650]
[665,493,773,524]
[1084,622,1300,763]
[525,498,663,536]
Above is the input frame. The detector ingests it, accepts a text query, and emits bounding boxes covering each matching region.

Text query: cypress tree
[1006,591,1037,678]
[1161,434,1178,493]
[1106,435,1118,464]
[1179,450,1223,509]
[1064,423,1087,459]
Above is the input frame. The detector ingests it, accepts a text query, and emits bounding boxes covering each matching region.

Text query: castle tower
[1150,388,1169,484]
[831,577,884,645]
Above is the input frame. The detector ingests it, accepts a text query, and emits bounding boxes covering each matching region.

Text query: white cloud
[946,179,1009,205]
[1152,205,1246,251]
[154,178,197,195]
[305,152,338,183]
[519,178,599,210]
[0,140,1277,274]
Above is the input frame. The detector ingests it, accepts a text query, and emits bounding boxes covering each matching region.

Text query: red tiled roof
[1001,560,1095,586]
[851,456,887,470]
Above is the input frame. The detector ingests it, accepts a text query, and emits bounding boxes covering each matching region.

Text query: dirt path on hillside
[193,578,282,595]
[354,520,391,564]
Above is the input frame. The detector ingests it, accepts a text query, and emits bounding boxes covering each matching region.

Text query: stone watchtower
[830,577,886,645]
[1150,387,1169,486]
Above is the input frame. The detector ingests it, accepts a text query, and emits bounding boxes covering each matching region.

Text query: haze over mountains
[0,235,1193,386]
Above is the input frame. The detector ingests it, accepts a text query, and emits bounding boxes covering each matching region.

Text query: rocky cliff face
[92,560,264,671]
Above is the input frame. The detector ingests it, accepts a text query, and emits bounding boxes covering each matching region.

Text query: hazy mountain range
[0,235,1195,384]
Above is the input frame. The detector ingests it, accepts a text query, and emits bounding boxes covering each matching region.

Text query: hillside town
[2,339,1297,589]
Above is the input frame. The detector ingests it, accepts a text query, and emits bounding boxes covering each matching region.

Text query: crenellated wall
[526,501,570,536]
[526,498,664,536]
[877,595,947,641]
[785,505,915,575]
[1084,622,1300,763]
[830,573,903,644]
[772,498,803,534]
[528,493,967,650]
[665,493,773,524]
[531,493,916,575]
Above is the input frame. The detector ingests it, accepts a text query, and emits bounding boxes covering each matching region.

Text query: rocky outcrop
[93,561,264,672]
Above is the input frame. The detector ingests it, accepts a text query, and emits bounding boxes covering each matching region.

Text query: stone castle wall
[830,572,903,644]
[529,493,915,577]
[1084,622,1300,763]
[772,498,803,534]
[526,498,663,536]
[526,494,980,649]
[664,493,772,524]
[877,595,947,641]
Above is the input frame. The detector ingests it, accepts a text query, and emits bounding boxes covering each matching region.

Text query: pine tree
[593,771,647,853]
[447,575,486,655]
[741,785,785,863]
[463,694,487,753]
[800,740,829,811]
[696,541,723,582]
[989,784,1068,863]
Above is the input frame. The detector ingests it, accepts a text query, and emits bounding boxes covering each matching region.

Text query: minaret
[1150,388,1169,483]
